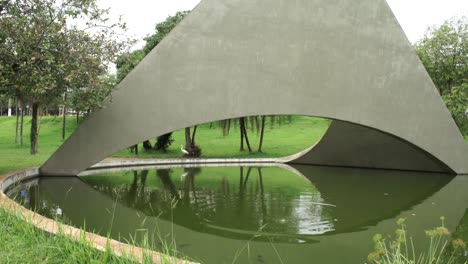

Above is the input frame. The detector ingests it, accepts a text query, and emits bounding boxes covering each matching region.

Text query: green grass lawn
[0,116,330,174]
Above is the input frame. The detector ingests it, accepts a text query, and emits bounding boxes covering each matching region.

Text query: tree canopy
[0,0,129,154]
[116,11,189,83]
[415,16,468,135]
[415,17,468,96]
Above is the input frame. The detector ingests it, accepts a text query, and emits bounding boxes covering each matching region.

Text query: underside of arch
[39,0,468,176]
[286,120,453,173]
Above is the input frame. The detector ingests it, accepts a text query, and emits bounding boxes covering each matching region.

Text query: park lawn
[0,116,330,174]
[0,116,79,174]
[113,116,331,159]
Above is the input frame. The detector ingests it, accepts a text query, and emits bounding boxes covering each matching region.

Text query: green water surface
[7,165,468,264]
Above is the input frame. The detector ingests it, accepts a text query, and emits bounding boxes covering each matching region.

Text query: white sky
[100,0,468,49]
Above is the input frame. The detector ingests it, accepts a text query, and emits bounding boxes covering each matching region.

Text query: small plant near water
[367,217,467,264]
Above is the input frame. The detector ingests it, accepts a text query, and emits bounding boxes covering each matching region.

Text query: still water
[6,165,468,263]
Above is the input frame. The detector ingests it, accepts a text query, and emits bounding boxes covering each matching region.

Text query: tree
[68,74,116,123]
[142,11,190,55]
[257,116,266,153]
[239,117,252,152]
[415,17,468,96]
[116,50,144,83]
[0,0,128,154]
[443,83,468,134]
[116,11,190,82]
[415,16,468,134]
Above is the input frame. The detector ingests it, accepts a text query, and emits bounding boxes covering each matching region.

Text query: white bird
[180,171,190,181]
[180,145,189,155]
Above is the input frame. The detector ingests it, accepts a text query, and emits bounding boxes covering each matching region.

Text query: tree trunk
[255,116,260,134]
[7,98,11,116]
[239,167,244,187]
[240,118,244,151]
[76,111,79,124]
[223,119,231,136]
[191,125,198,145]
[250,116,254,132]
[241,117,252,152]
[15,99,19,144]
[258,115,266,153]
[185,127,192,147]
[30,102,39,154]
[20,107,24,146]
[134,144,139,155]
[62,93,67,140]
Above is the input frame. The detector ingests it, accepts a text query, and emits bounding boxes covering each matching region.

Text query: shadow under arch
[282,118,455,173]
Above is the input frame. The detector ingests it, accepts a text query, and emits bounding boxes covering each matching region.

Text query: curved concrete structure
[286,121,453,173]
[41,0,468,176]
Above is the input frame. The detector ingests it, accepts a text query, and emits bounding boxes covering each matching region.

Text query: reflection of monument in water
[7,165,456,242]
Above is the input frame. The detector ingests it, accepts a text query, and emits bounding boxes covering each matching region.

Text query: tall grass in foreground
[368,218,467,264]
[0,207,143,263]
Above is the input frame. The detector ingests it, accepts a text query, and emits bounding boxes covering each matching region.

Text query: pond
[6,164,468,264]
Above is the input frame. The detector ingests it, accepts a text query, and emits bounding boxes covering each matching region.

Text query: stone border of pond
[83,142,316,172]
[0,167,198,264]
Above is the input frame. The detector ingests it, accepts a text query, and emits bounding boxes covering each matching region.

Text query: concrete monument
[41,0,468,175]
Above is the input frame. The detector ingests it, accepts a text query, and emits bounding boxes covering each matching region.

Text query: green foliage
[116,11,189,82]
[443,83,468,134]
[0,0,126,103]
[0,0,129,154]
[155,133,174,152]
[68,74,117,115]
[143,11,190,55]
[415,16,468,135]
[368,218,467,264]
[116,49,145,83]
[415,16,468,96]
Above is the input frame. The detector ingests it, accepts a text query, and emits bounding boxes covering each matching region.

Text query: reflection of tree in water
[86,167,334,240]
[92,170,152,211]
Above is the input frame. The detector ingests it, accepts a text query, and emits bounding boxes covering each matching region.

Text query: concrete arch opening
[41,113,457,176]
[108,115,453,174]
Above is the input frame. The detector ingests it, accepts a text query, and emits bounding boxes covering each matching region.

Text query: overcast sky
[101,0,468,49]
